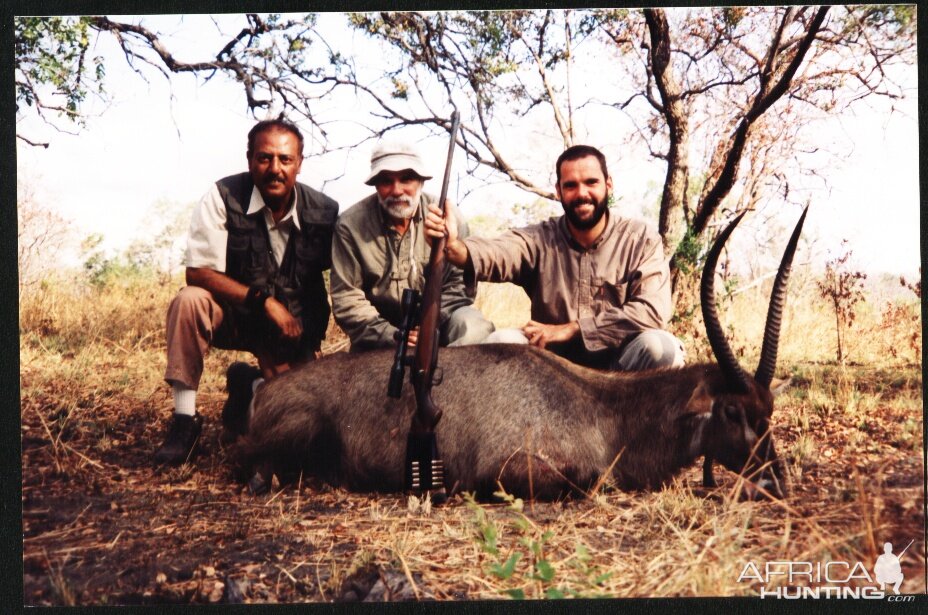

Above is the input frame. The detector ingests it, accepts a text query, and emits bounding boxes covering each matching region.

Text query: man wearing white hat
[331,139,495,350]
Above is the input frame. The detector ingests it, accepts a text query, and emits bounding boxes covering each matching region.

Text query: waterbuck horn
[701,212,752,393]
[754,206,809,389]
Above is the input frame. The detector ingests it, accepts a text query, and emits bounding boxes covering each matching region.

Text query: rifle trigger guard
[432,366,444,386]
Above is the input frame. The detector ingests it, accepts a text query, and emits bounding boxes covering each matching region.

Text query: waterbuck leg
[703,456,717,488]
[247,459,274,496]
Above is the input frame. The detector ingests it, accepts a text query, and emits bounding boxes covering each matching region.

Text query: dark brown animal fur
[230,343,784,499]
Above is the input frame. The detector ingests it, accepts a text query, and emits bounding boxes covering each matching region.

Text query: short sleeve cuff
[184,228,228,271]
[185,184,229,271]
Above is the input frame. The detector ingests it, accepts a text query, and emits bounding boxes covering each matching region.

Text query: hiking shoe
[154,413,203,466]
[221,362,262,443]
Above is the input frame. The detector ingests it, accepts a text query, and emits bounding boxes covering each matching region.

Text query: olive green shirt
[464,211,672,352]
[331,193,474,350]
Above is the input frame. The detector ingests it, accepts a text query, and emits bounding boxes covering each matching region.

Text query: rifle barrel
[435,111,461,219]
[897,538,915,559]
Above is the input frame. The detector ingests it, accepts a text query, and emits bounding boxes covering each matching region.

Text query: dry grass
[473,282,532,330]
[19,275,926,604]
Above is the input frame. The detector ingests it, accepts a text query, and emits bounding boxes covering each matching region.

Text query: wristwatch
[245,285,270,312]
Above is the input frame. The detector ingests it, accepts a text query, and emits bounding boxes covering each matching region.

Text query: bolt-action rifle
[387,111,461,505]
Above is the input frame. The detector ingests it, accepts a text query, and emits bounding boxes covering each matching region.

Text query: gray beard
[378,194,419,220]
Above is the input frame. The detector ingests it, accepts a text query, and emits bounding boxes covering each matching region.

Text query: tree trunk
[643,9,690,264]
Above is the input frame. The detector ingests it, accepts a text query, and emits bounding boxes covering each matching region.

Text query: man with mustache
[156,118,338,466]
[425,144,684,371]
[331,140,494,351]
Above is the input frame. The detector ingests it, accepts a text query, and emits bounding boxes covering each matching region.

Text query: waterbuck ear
[683,380,713,417]
[769,377,792,397]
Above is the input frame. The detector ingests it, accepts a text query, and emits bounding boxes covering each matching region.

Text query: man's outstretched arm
[425,202,578,348]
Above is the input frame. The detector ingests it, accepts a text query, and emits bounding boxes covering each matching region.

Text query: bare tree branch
[689,6,830,242]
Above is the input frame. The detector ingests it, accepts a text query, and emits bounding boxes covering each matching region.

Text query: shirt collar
[247,185,301,231]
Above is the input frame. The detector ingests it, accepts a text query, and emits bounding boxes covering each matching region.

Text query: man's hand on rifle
[424,201,468,267]
[407,327,419,349]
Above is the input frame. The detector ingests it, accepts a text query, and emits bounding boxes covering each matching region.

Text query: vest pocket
[296,223,330,269]
[226,232,252,274]
[296,241,321,263]
[228,234,250,250]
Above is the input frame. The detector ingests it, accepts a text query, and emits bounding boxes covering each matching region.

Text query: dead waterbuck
[228,209,807,500]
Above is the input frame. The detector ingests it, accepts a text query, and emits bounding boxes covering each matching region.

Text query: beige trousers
[164,286,314,389]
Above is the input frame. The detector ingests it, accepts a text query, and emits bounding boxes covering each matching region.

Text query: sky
[14,12,922,280]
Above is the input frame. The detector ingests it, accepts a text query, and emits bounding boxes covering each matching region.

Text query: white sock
[172,383,197,416]
[248,378,265,421]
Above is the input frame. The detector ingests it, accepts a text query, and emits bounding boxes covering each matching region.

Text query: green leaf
[489,552,521,579]
[544,587,566,599]
[493,489,514,503]
[481,524,498,555]
[504,588,525,600]
[533,559,555,582]
[529,539,542,558]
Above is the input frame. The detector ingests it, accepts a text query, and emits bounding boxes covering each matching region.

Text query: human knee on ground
[482,328,529,344]
[616,329,685,371]
[443,306,496,346]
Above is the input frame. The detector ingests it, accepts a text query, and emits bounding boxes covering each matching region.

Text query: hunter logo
[874,541,911,595]
[737,539,915,601]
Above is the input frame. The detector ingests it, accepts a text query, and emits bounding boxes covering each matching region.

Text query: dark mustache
[568,198,595,209]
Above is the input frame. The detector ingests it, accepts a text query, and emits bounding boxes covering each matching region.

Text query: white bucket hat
[364,140,433,185]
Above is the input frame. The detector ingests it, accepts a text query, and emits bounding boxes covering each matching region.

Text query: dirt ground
[20,357,926,605]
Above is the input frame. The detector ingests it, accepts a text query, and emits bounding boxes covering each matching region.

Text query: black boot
[154,413,203,466]
[220,362,262,444]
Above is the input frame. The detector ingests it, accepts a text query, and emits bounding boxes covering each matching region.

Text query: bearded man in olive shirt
[425,145,685,371]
